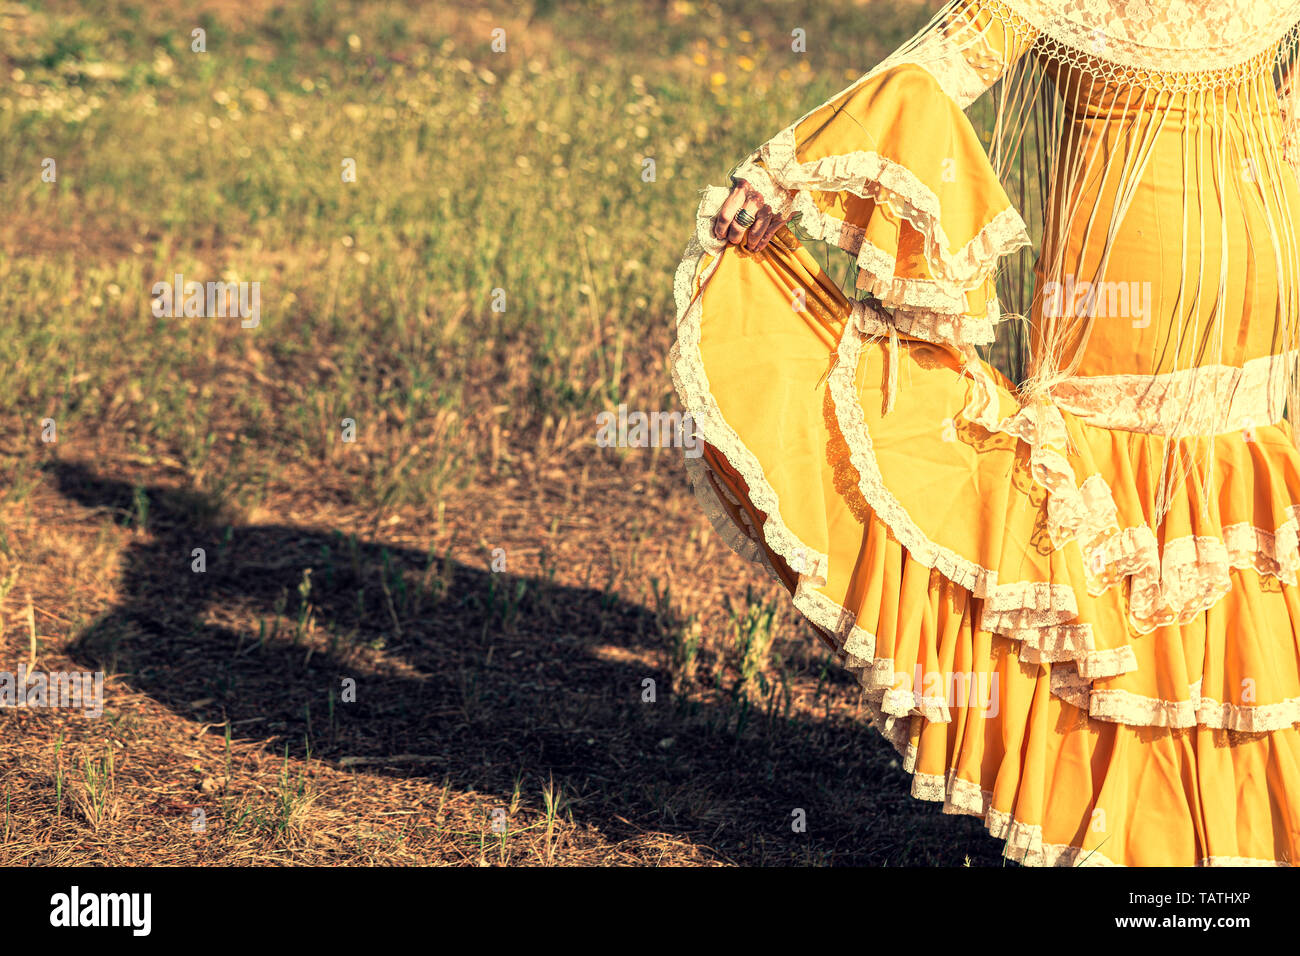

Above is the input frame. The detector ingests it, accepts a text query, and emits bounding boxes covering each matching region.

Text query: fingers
[712,185,747,242]
[743,206,771,251]
[712,180,787,250]
[750,214,785,253]
[726,202,757,245]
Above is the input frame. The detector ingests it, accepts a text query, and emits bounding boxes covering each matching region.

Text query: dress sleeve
[732,0,1040,351]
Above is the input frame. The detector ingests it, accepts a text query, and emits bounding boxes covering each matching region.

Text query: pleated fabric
[671,0,1300,865]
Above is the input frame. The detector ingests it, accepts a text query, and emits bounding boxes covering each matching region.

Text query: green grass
[0,0,1027,867]
[0,0,938,520]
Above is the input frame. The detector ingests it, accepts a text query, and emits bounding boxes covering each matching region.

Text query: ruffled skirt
[670,193,1300,866]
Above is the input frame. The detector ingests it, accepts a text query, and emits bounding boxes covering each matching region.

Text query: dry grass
[0,0,1014,866]
[0,451,1010,866]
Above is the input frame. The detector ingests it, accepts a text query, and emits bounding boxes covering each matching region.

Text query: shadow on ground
[50,459,1008,866]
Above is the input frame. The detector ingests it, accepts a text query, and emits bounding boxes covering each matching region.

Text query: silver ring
[734,208,756,228]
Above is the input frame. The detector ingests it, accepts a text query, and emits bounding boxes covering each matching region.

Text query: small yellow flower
[737,55,755,72]
[738,30,753,43]
[710,71,727,87]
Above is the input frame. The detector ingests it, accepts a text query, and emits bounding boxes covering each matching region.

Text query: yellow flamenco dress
[670,0,1300,865]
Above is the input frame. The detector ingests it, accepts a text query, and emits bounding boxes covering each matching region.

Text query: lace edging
[1089,686,1300,732]
[671,185,834,595]
[959,357,1300,632]
[756,124,1031,288]
[732,120,1031,350]
[673,186,1300,737]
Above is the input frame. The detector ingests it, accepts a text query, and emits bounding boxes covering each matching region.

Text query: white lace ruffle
[730,120,1032,351]
[740,121,1033,284]
[861,686,1289,866]
[1051,352,1296,437]
[670,186,834,601]
[1090,685,1300,732]
[1000,0,1300,74]
[674,183,1300,731]
[839,635,1291,866]
[833,315,1300,639]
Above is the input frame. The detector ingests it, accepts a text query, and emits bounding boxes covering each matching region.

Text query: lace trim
[870,687,1288,866]
[852,284,1000,352]
[891,22,999,110]
[683,455,764,565]
[1089,687,1300,732]
[670,186,834,595]
[956,355,1300,631]
[725,21,1034,352]
[745,124,1032,290]
[1051,352,1297,437]
[805,568,1300,734]
[1001,0,1300,75]
[829,310,1300,639]
[828,313,1082,621]
[907,760,1285,866]
[673,186,1300,734]
[903,764,1118,866]
[873,693,1283,867]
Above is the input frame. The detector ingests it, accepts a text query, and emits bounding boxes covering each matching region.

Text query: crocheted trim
[1051,352,1295,437]
[670,186,834,596]
[672,186,1300,732]
[999,0,1300,75]
[730,123,1030,351]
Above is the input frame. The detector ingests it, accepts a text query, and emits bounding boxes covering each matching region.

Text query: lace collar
[1003,0,1300,71]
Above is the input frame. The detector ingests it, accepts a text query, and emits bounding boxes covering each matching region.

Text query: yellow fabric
[673,0,1300,864]
[1033,64,1300,378]
[685,229,1300,865]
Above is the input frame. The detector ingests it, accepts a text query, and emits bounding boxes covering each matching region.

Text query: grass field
[0,0,1015,865]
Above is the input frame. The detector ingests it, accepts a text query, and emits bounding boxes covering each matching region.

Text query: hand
[711,179,788,253]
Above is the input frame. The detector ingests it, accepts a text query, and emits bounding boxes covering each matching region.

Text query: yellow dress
[671,0,1300,865]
